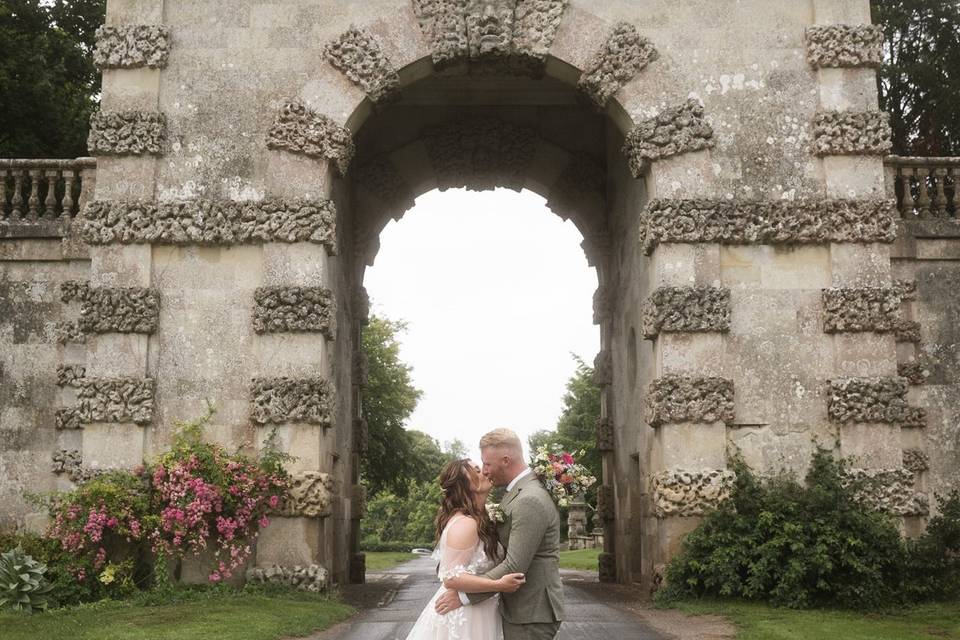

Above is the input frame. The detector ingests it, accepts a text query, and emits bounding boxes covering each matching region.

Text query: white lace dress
[405,515,502,640]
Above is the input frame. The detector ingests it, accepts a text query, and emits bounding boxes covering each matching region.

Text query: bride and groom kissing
[406,428,564,640]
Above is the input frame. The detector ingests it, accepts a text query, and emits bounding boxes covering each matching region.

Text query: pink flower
[258,516,269,529]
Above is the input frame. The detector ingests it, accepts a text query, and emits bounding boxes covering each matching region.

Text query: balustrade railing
[0,158,97,229]
[885,156,960,219]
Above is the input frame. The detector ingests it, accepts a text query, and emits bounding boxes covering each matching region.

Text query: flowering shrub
[532,445,596,508]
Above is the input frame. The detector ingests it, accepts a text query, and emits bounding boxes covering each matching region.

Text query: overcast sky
[363,188,600,463]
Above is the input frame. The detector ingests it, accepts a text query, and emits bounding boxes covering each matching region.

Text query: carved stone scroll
[622,99,715,177]
[645,375,735,427]
[805,25,883,69]
[813,110,892,156]
[422,117,536,191]
[266,101,354,176]
[94,24,171,69]
[595,417,614,451]
[60,281,160,334]
[822,287,900,333]
[578,22,658,108]
[250,376,336,427]
[87,111,167,156]
[642,286,730,338]
[827,377,925,426]
[324,27,400,104]
[277,472,335,518]
[56,377,155,427]
[842,467,929,516]
[253,287,336,338]
[652,468,736,517]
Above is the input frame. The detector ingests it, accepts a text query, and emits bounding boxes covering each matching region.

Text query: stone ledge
[250,376,336,427]
[266,102,354,176]
[87,110,167,156]
[578,21,658,108]
[94,24,170,69]
[252,287,336,338]
[822,287,900,333]
[651,468,735,518]
[645,375,735,427]
[827,377,925,426]
[622,99,715,178]
[805,24,883,69]
[813,110,892,157]
[642,286,730,338]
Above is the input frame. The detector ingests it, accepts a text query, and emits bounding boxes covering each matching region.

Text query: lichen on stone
[578,22,658,108]
[595,417,614,451]
[805,24,883,69]
[651,468,736,517]
[827,377,925,426]
[245,564,328,592]
[93,24,170,69]
[622,99,715,177]
[61,281,160,334]
[253,287,336,338]
[842,467,928,516]
[821,287,900,333]
[57,377,155,427]
[276,472,335,518]
[422,117,536,191]
[324,26,400,104]
[813,110,892,156]
[266,101,354,175]
[898,361,926,385]
[642,286,730,338]
[87,110,167,156]
[645,375,735,427]
[250,376,336,427]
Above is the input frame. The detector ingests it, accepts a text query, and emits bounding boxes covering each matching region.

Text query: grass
[559,547,600,571]
[0,590,354,640]
[667,599,960,640]
[364,551,418,572]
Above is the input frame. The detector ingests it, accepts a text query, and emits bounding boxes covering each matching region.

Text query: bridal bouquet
[532,445,596,508]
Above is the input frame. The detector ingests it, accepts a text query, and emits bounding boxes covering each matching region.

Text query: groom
[435,428,564,639]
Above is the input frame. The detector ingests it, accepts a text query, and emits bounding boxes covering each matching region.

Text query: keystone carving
[93,24,170,69]
[827,377,925,426]
[56,377,155,427]
[894,319,921,343]
[593,350,612,386]
[622,99,715,177]
[596,485,615,521]
[595,417,614,451]
[898,361,926,385]
[642,286,730,339]
[246,564,328,592]
[277,472,335,518]
[640,199,898,255]
[253,287,336,338]
[813,110,892,156]
[652,468,736,517]
[422,117,536,191]
[805,24,884,69]
[355,158,415,214]
[821,287,900,333]
[250,377,336,427]
[266,101,354,176]
[60,281,160,334]
[903,449,930,474]
[645,375,735,427]
[82,199,337,253]
[843,467,929,516]
[324,27,400,104]
[578,22,658,108]
[87,110,167,156]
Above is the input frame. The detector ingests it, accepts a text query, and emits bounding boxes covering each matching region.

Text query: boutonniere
[488,503,505,523]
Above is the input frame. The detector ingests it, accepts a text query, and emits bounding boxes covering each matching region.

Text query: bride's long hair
[434,459,500,561]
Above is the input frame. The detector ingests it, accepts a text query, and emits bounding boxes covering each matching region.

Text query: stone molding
[87,110,167,156]
[266,101,354,176]
[827,377,925,426]
[598,551,615,583]
[355,158,416,214]
[592,285,611,325]
[898,361,926,385]
[813,110,892,156]
[805,24,883,69]
[324,27,400,104]
[641,286,730,339]
[250,376,336,427]
[93,24,171,69]
[622,99,715,178]
[252,287,336,338]
[640,199,898,255]
[81,199,337,252]
[60,280,160,334]
[596,485,615,521]
[246,564,328,592]
[821,287,900,333]
[652,468,735,518]
[55,377,155,428]
[276,472,335,518]
[595,417,614,451]
[593,350,612,386]
[645,375,735,427]
[903,449,930,474]
[578,22,658,108]
[894,319,921,344]
[843,467,929,516]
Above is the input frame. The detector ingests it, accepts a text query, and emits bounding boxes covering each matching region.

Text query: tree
[407,430,454,486]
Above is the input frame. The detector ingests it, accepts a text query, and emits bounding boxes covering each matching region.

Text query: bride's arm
[443,570,523,593]
[440,517,524,594]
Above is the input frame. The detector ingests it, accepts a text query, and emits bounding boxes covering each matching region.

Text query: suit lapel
[501,472,536,511]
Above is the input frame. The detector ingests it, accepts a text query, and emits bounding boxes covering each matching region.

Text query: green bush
[0,547,54,613]
[903,489,960,601]
[359,536,432,553]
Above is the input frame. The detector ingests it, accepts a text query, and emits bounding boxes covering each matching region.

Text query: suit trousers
[502,620,561,640]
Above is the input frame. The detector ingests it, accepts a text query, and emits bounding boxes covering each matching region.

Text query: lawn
[668,599,960,640]
[0,591,354,640]
[364,551,418,571]
[559,547,600,571]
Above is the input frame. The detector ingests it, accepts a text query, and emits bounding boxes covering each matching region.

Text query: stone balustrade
[886,156,960,219]
[0,158,96,235]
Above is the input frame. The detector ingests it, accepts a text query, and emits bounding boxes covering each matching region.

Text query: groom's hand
[434,589,463,615]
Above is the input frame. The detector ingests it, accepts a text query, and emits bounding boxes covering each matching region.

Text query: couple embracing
[405,428,564,640]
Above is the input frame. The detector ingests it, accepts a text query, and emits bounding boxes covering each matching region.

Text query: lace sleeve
[437,516,483,580]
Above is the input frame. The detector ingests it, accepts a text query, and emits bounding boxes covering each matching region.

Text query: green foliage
[0,533,100,606]
[0,547,54,613]
[902,489,960,601]
[360,479,440,548]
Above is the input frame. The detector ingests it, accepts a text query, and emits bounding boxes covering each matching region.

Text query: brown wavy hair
[434,459,500,561]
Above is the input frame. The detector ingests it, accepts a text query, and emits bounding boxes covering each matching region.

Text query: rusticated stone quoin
[60,281,160,334]
[592,285,611,325]
[596,485,615,521]
[324,27,400,104]
[354,417,369,454]
[56,377,155,427]
[813,110,892,156]
[578,22,658,108]
[56,364,86,387]
[51,449,102,484]
[277,472,335,518]
[805,24,883,69]
[903,449,930,474]
[54,321,86,345]
[642,286,730,339]
[246,564,329,592]
[894,319,921,344]
[253,287,336,338]
[645,376,735,427]
[593,350,612,386]
[598,552,616,583]
[827,377,925,426]
[355,158,415,214]
[821,287,900,333]
[898,361,927,385]
[266,101,354,176]
[353,286,371,325]
[894,279,917,301]
[81,199,337,252]
[250,377,336,427]
[354,351,370,387]
[639,199,898,255]
[93,24,170,69]
[596,417,614,451]
[622,99,715,178]
[843,467,929,516]
[87,110,167,156]
[652,468,736,517]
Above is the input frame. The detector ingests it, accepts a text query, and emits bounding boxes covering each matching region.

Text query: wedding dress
[405,514,503,640]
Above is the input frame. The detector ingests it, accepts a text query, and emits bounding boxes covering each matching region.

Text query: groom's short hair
[479,428,522,457]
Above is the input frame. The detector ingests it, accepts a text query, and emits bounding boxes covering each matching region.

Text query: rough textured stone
[56,364,86,387]
[544,154,606,221]
[354,351,370,388]
[596,485,615,521]
[61,281,160,334]
[81,199,337,253]
[245,564,328,592]
[598,551,615,583]
[277,472,335,518]
[57,377,155,427]
[413,0,468,69]
[422,117,536,191]
[253,287,336,338]
[54,321,87,345]
[651,468,735,517]
[640,199,898,255]
[622,100,715,178]
[266,102,354,176]
[813,110,892,156]
[645,376,735,427]
[51,449,102,484]
[894,319,921,344]
[324,27,400,104]
[353,286,370,325]
[827,377,925,426]
[87,110,166,156]
[822,287,900,333]
[843,467,929,516]
[512,0,568,67]
[354,417,369,454]
[592,285,611,325]
[898,361,927,385]
[93,24,170,69]
[595,417,614,451]
[250,377,336,427]
[642,286,730,339]
[355,158,415,213]
[578,22,658,108]
[593,350,612,386]
[894,279,917,301]
[805,24,883,69]
[903,449,930,474]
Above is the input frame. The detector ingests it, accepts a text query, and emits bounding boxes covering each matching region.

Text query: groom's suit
[467,472,564,639]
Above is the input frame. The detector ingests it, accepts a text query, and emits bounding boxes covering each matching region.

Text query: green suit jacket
[467,472,564,624]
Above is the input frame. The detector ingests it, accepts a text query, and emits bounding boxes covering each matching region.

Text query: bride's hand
[497,573,525,593]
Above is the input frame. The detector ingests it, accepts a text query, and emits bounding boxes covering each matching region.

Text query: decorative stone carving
[842,467,929,516]
[805,25,884,69]
[813,110,892,156]
[578,22,658,108]
[353,286,370,326]
[55,408,83,430]
[422,117,536,191]
[81,199,337,253]
[544,154,606,220]
[821,287,900,333]
[898,361,926,386]
[596,417,614,451]
[354,417,369,454]
[60,281,160,334]
[512,0,567,68]
[827,377,925,426]
[250,377,336,427]
[252,287,336,338]
[413,0,468,69]
[266,101,354,176]
[596,485,615,521]
[652,468,736,517]
[51,450,101,484]
[593,350,612,386]
[93,24,171,69]
[641,286,730,339]
[277,472,335,518]
[903,449,930,474]
[622,99,715,177]
[894,319,921,343]
[645,376,735,427]
[54,321,86,345]
[56,377,155,427]
[245,564,329,592]
[640,199,898,255]
[355,158,415,214]
[324,27,400,104]
[598,551,616,583]
[354,351,370,387]
[56,364,86,387]
[87,110,167,156]
[893,279,917,301]
[592,285,611,325]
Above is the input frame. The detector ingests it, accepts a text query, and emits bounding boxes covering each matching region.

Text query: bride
[406,459,526,640]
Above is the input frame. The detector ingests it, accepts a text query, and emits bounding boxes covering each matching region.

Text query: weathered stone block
[645,376,734,427]
[595,417,614,451]
[622,100,715,178]
[252,287,336,338]
[827,377,925,426]
[266,102,354,176]
[94,24,170,69]
[902,449,929,474]
[813,110,892,156]
[598,551,616,583]
[843,467,929,516]
[250,377,336,427]
[87,110,166,156]
[894,319,921,344]
[324,27,400,104]
[596,485,615,521]
[276,472,335,518]
[355,158,415,213]
[593,350,612,386]
[60,281,160,334]
[822,287,900,333]
[246,564,329,592]
[642,286,730,339]
[578,22,658,108]
[898,361,926,385]
[651,468,735,517]
[805,24,883,69]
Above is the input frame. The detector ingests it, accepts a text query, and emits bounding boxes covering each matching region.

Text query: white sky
[363,188,600,463]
